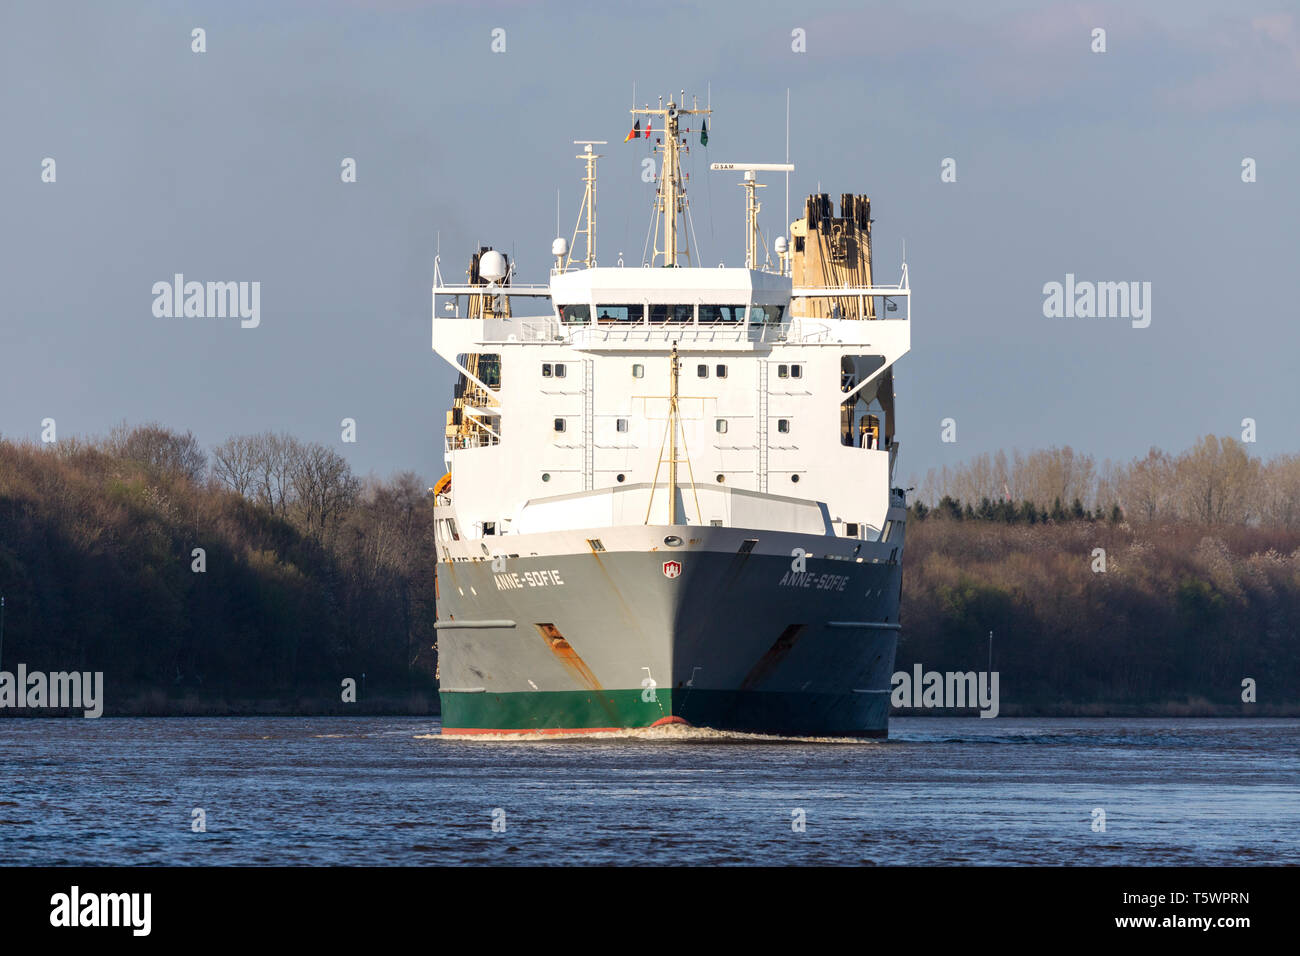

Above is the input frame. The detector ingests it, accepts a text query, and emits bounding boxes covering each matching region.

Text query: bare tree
[108,422,207,483]
[1259,455,1300,530]
[1173,435,1260,525]
[249,432,300,516]
[211,435,258,496]
[290,442,359,538]
[1117,448,1174,522]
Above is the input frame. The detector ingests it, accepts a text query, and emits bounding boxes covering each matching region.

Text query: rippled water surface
[1,717,1296,865]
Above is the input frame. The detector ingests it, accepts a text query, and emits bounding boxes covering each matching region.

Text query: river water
[1,717,1295,865]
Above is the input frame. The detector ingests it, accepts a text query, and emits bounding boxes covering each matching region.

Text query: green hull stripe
[440,688,889,737]
[441,688,672,731]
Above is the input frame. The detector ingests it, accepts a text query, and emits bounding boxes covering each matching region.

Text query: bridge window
[473,354,501,389]
[649,304,694,323]
[750,304,784,324]
[595,304,644,323]
[716,364,727,378]
[554,363,567,378]
[559,304,590,324]
[790,364,803,379]
[715,419,728,434]
[542,363,552,377]
[697,364,708,378]
[777,364,789,378]
[698,304,746,323]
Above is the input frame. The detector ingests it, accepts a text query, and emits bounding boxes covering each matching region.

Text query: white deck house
[431,263,910,546]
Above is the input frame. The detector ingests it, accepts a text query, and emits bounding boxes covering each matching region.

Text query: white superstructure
[430,92,910,551]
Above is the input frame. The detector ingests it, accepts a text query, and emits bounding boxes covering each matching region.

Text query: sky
[1,0,1297,489]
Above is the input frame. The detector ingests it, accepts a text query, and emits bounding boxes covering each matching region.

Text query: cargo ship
[431,93,911,736]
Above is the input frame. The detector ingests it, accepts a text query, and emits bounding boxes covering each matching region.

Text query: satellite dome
[479,249,507,282]
[774,235,788,254]
[552,237,568,257]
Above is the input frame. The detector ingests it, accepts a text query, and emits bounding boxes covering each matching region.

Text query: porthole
[664,535,684,547]
[616,473,626,482]
[716,474,725,483]
[542,473,551,482]
[791,474,800,483]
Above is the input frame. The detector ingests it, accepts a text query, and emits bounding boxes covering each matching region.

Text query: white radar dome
[774,236,788,254]
[552,237,568,257]
[479,249,507,282]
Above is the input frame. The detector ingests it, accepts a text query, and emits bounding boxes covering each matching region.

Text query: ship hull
[436,534,900,737]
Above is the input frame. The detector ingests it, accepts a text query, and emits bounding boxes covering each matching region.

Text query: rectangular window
[710,519,723,527]
[560,304,590,324]
[542,363,552,377]
[632,363,644,378]
[778,419,790,433]
[697,364,708,378]
[649,303,694,323]
[845,522,859,538]
[698,304,746,323]
[586,538,606,552]
[476,354,501,389]
[716,365,727,378]
[616,418,628,433]
[790,364,802,379]
[555,363,567,378]
[750,304,785,324]
[594,304,644,323]
[554,418,566,433]
[881,520,893,543]
[715,419,728,434]
[778,364,789,378]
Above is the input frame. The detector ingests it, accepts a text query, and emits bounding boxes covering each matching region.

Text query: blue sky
[2,0,1296,487]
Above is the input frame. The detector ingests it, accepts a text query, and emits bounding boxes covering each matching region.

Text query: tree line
[2,425,1296,715]
[0,424,437,713]
[909,436,1300,528]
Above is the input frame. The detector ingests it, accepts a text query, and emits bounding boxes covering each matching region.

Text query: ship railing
[444,432,500,452]
[789,270,911,322]
[568,322,789,346]
[477,317,566,342]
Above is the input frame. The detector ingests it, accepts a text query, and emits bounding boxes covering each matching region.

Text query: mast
[566,141,605,270]
[709,162,794,271]
[633,93,711,267]
[668,344,679,524]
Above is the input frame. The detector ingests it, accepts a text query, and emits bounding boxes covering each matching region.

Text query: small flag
[645,120,652,139]
[624,120,640,143]
[700,119,708,146]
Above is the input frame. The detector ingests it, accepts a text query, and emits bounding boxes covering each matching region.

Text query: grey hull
[436,542,901,736]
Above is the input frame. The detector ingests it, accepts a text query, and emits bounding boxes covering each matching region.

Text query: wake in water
[418,724,882,745]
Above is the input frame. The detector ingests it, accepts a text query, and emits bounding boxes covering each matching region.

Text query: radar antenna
[709,162,794,271]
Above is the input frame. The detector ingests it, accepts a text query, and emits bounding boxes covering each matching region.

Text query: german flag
[624,120,640,143]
